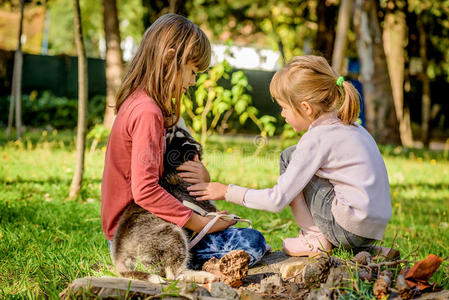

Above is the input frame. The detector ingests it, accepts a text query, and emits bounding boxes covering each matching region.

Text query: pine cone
[373,277,390,299]
[373,270,392,299]
[352,251,372,265]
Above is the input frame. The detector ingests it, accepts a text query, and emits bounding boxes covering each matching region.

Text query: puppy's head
[164,127,202,172]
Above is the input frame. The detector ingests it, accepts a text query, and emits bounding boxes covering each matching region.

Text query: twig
[367,259,412,269]
[402,247,419,261]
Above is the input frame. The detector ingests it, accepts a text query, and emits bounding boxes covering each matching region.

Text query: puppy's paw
[177,270,218,284]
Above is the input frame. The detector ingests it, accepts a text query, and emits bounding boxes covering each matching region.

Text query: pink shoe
[283,231,333,257]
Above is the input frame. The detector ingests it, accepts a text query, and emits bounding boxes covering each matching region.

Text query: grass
[0,129,448,298]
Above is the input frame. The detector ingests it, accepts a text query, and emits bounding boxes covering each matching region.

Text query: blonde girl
[101,14,267,269]
[189,55,392,256]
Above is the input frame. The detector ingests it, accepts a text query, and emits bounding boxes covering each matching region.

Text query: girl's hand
[188,182,228,201]
[177,155,210,184]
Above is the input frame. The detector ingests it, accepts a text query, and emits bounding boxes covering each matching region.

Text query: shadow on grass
[390,182,449,189]
[1,177,101,185]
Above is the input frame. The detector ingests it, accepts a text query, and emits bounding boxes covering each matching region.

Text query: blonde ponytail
[337,81,360,125]
[270,55,361,126]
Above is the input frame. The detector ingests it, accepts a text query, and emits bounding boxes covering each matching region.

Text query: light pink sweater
[225,112,392,240]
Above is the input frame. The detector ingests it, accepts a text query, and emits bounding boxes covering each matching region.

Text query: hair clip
[336,76,344,86]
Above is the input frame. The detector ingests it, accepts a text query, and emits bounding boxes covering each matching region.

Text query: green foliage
[181,60,276,145]
[48,0,103,56]
[187,0,324,62]
[86,124,109,142]
[280,123,298,140]
[384,0,449,80]
[47,0,145,56]
[87,124,110,153]
[0,91,105,129]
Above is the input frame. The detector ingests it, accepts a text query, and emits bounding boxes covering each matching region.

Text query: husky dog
[111,127,216,280]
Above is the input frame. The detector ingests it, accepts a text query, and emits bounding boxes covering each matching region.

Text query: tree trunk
[169,0,177,13]
[316,0,338,62]
[383,0,413,147]
[7,68,15,139]
[69,0,88,200]
[102,0,123,130]
[418,18,431,148]
[332,0,354,74]
[353,0,400,144]
[7,0,24,140]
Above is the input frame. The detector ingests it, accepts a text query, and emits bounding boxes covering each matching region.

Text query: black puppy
[159,127,216,213]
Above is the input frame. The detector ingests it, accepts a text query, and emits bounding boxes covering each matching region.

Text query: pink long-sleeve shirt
[226,112,392,240]
[101,90,192,240]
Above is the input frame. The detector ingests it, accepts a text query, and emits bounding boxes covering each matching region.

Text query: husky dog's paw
[177,270,219,284]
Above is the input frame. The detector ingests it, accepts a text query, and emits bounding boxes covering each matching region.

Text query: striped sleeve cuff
[225,184,248,206]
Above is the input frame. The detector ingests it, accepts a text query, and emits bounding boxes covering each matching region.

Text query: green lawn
[0,130,448,298]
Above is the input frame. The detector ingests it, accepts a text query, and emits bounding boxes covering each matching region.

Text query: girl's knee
[241,228,265,245]
[280,145,296,174]
[238,228,266,265]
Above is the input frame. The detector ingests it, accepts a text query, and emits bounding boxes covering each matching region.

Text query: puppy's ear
[166,127,176,145]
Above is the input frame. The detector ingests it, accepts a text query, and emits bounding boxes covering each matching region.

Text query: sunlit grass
[0,129,448,298]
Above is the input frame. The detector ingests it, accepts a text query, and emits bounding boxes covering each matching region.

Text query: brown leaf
[405,254,443,290]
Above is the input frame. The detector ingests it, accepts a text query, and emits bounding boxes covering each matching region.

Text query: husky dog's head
[164,127,202,171]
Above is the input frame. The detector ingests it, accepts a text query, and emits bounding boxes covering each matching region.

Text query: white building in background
[211,44,281,71]
[110,37,281,71]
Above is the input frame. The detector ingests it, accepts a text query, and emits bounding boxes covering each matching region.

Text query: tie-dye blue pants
[188,227,267,270]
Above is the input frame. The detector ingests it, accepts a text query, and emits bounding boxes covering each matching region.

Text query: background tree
[69,0,88,199]
[47,0,102,57]
[353,0,400,144]
[417,16,431,148]
[6,0,24,140]
[332,0,354,74]
[102,0,123,130]
[316,0,338,62]
[382,0,413,147]
[407,0,449,147]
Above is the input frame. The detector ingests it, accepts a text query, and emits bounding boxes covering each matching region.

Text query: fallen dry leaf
[405,254,443,290]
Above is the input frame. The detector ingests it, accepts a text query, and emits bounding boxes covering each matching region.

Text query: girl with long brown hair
[189,55,392,257]
[101,14,267,271]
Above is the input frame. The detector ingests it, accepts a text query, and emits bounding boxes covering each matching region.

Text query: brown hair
[115,14,211,127]
[270,55,360,125]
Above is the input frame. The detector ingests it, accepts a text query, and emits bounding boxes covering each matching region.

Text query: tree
[353,0,400,144]
[332,0,354,74]
[382,0,413,147]
[7,0,24,140]
[404,1,449,147]
[69,0,88,199]
[102,0,123,130]
[417,17,431,147]
[316,0,338,62]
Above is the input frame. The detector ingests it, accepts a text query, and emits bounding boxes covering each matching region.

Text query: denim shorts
[280,145,375,250]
